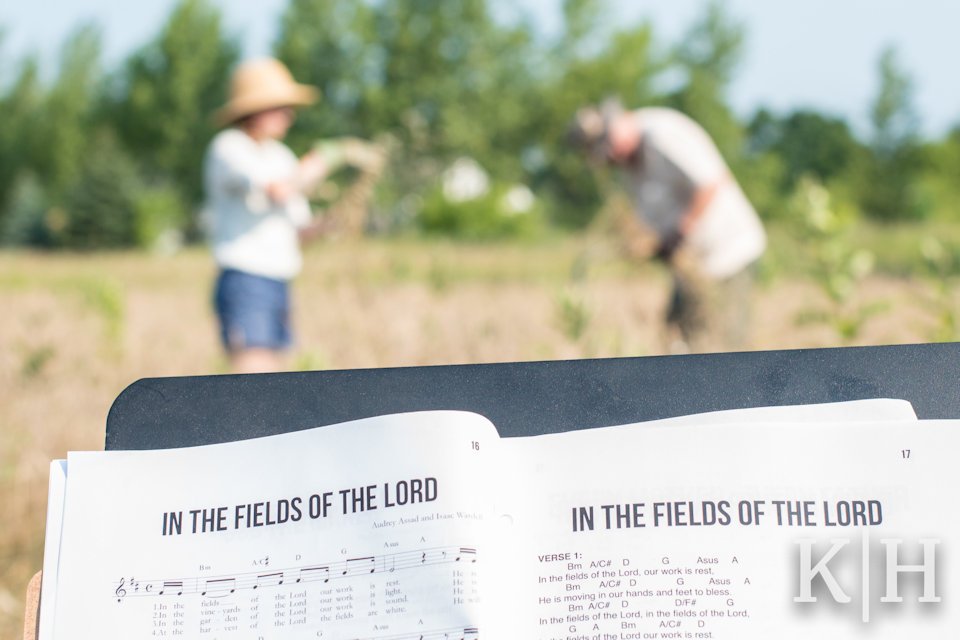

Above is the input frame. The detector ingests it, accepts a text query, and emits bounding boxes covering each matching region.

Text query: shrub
[418,183,544,240]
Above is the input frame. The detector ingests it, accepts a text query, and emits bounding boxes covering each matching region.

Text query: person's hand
[265,181,294,203]
[612,208,659,260]
[655,229,684,262]
[340,138,386,173]
[298,214,337,243]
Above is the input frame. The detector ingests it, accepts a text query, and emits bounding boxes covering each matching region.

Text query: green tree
[668,0,746,161]
[0,54,44,227]
[60,132,141,249]
[36,25,103,198]
[0,27,102,241]
[274,0,377,144]
[106,0,238,209]
[1,173,50,246]
[531,0,663,227]
[275,0,540,229]
[861,45,925,220]
[871,47,918,157]
[747,108,867,193]
[368,0,534,164]
[914,126,960,221]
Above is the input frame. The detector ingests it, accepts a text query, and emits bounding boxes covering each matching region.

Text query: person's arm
[308,138,385,175]
[298,138,387,236]
[679,178,724,235]
[640,114,731,259]
[651,141,728,260]
[206,132,299,210]
[297,138,382,197]
[654,180,722,261]
[297,212,337,244]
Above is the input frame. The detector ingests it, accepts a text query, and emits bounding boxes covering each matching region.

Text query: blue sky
[3,0,959,137]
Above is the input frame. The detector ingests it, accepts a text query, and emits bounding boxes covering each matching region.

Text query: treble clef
[115,577,127,602]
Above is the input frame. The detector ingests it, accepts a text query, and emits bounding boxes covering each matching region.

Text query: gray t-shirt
[625,108,766,279]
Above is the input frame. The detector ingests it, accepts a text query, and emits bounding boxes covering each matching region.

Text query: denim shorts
[214,269,292,351]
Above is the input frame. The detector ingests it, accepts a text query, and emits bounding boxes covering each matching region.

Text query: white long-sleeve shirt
[203,129,312,280]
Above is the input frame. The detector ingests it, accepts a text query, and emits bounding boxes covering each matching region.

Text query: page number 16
[471,441,480,451]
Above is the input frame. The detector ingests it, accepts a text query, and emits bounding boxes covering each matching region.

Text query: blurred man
[570,100,766,352]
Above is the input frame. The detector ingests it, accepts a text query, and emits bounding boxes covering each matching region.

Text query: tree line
[0,0,958,249]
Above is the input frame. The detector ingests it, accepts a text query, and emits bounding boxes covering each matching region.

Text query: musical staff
[114,577,155,601]
[112,544,478,602]
[354,625,479,640]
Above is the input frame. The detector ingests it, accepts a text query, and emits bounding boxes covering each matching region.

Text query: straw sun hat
[214,58,319,127]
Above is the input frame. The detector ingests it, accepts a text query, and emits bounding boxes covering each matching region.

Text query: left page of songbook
[51,411,497,640]
[38,460,67,640]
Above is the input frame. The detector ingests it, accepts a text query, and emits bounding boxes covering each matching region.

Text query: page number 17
[901,449,911,459]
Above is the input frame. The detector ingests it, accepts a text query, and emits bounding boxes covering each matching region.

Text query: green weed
[789,177,888,342]
[556,288,591,341]
[71,277,125,350]
[20,345,56,379]
[295,350,330,372]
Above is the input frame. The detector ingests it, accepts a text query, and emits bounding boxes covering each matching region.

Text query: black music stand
[105,343,960,450]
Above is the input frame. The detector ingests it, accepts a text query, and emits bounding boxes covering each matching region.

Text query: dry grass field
[0,237,954,637]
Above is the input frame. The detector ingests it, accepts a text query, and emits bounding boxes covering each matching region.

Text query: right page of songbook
[489,419,960,639]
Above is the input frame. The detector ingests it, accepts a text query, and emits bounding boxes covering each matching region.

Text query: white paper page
[654,399,917,426]
[52,411,496,639]
[38,460,67,640]
[492,419,959,639]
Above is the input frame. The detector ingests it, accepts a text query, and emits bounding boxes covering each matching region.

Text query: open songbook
[39,399,960,639]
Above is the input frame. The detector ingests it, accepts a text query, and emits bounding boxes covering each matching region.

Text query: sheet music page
[38,460,67,640]
[490,419,959,639]
[52,411,496,639]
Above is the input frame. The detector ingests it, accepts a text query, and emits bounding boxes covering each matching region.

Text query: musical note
[344,556,376,576]
[252,572,284,589]
[158,581,183,596]
[201,577,236,597]
[456,548,477,563]
[297,565,331,584]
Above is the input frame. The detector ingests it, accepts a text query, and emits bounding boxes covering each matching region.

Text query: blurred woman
[204,58,328,373]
